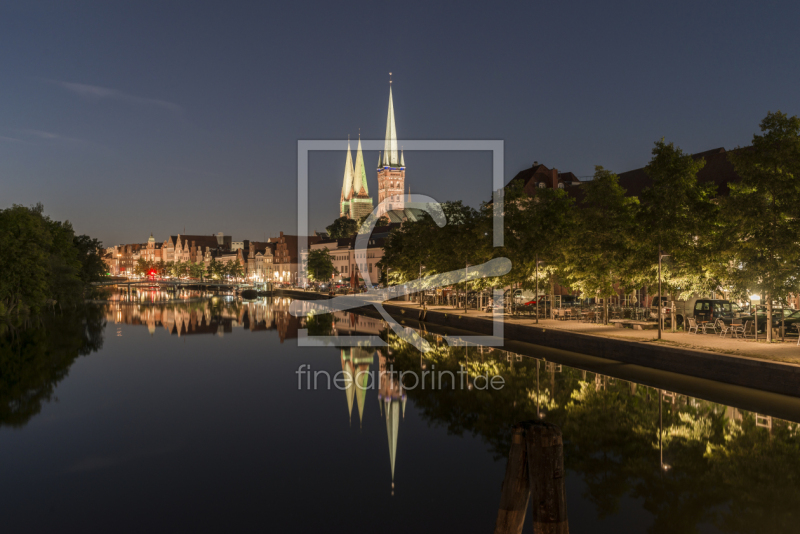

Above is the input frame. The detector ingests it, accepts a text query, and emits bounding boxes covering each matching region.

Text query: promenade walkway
[388,300,800,364]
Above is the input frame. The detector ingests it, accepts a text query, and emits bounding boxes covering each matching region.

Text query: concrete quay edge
[275,289,800,398]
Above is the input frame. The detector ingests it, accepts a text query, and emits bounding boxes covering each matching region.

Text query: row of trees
[133,257,245,280]
[326,214,390,239]
[378,112,800,340]
[0,204,106,329]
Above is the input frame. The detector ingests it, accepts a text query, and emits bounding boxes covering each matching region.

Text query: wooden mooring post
[494,420,569,534]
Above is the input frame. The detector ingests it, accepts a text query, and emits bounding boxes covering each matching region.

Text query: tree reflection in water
[0,302,106,428]
[386,329,800,534]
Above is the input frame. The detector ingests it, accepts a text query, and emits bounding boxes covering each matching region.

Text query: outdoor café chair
[687,317,699,334]
[717,319,733,337]
[728,322,744,338]
[703,319,722,335]
[742,320,755,339]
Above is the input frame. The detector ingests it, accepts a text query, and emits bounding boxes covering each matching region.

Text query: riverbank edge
[275,289,800,398]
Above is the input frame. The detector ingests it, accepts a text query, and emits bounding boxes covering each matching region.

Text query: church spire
[383,83,398,167]
[341,138,354,201]
[353,136,368,196]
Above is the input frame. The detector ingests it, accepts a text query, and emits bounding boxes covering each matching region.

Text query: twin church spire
[340,82,406,219]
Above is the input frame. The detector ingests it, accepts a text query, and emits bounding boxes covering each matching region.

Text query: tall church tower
[348,137,374,220]
[339,137,374,220]
[340,139,354,218]
[377,84,405,216]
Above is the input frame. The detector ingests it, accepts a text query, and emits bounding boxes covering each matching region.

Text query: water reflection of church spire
[340,349,356,425]
[340,347,374,427]
[378,351,406,495]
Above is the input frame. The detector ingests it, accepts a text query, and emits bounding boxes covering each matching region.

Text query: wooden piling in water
[494,420,569,534]
[494,426,530,534]
[525,420,568,534]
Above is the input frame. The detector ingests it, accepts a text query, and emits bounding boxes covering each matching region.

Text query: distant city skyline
[1,1,798,246]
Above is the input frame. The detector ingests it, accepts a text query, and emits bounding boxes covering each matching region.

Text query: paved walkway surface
[388,301,800,364]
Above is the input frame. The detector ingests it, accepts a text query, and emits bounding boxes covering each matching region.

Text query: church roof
[170,235,223,250]
[617,147,738,198]
[382,207,427,224]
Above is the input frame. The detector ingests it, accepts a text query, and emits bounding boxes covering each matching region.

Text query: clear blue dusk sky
[1,1,798,246]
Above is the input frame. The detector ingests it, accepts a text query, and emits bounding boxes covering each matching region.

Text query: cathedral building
[339,84,422,223]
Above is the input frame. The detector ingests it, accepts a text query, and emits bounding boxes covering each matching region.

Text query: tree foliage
[326,216,359,239]
[635,139,718,298]
[0,204,105,327]
[307,248,337,282]
[561,167,639,302]
[722,112,800,339]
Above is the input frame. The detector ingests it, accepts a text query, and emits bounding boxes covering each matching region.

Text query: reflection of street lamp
[750,294,761,341]
[464,263,471,314]
[658,247,670,340]
[535,254,544,324]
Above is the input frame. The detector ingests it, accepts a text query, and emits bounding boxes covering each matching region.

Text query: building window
[538,182,546,188]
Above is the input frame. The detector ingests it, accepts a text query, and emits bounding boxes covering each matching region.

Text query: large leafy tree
[226,259,245,280]
[326,216,359,239]
[635,140,717,299]
[491,180,576,297]
[0,205,51,322]
[723,111,800,341]
[206,258,223,280]
[188,261,206,279]
[378,213,441,285]
[562,167,639,323]
[0,204,104,326]
[307,248,337,282]
[72,234,106,283]
[134,257,151,277]
[379,201,489,297]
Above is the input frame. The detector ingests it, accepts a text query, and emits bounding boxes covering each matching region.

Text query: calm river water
[2,289,799,533]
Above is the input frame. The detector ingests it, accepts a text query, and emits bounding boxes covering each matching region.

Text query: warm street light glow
[750,294,761,301]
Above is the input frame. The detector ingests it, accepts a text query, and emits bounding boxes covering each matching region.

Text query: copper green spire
[341,138,354,202]
[385,398,400,488]
[355,364,369,427]
[341,350,355,424]
[353,136,368,196]
[383,86,398,167]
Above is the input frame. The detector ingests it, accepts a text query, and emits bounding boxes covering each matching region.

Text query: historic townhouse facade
[310,227,391,287]
[273,232,322,285]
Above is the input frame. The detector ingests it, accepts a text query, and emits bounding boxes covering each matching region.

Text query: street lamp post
[464,263,470,314]
[750,294,761,341]
[657,246,670,340]
[535,253,539,324]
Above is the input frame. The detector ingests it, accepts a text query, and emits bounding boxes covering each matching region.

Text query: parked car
[778,309,800,334]
[649,296,673,323]
[658,297,735,328]
[736,306,795,333]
